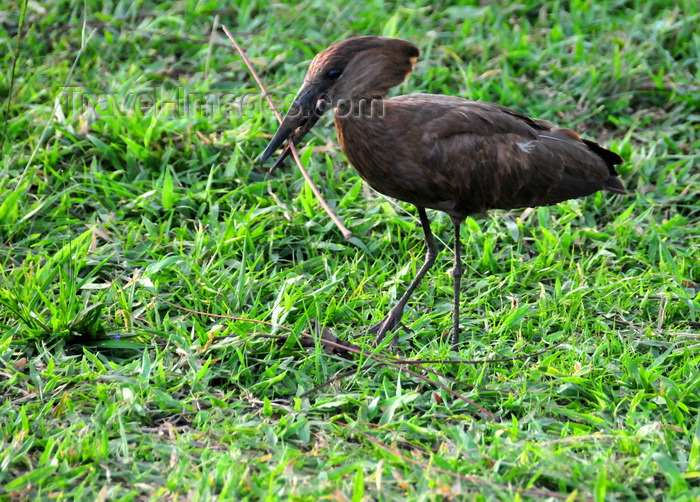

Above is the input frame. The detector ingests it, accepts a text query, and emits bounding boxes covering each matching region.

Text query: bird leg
[450,217,465,349]
[370,207,438,343]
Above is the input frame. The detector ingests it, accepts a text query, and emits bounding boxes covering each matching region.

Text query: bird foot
[368,310,412,344]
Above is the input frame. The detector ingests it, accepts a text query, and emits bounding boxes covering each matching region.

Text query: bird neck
[333,95,386,119]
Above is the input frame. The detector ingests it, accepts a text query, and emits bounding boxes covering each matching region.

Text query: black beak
[260,83,330,169]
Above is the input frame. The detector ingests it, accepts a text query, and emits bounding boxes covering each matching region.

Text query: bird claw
[368,312,412,344]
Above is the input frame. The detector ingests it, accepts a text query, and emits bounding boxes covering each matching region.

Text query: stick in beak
[260,83,330,169]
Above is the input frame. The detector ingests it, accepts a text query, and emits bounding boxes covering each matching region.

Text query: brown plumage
[261,36,625,348]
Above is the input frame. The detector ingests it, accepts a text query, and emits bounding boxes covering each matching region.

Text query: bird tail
[603,175,626,195]
[582,139,626,195]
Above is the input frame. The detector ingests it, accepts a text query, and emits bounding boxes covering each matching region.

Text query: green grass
[1,0,699,500]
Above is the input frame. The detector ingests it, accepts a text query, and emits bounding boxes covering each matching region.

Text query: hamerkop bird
[261,36,625,348]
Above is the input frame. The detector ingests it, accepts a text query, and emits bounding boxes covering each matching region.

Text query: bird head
[260,36,420,168]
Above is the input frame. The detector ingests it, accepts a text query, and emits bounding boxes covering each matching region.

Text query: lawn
[1,0,699,500]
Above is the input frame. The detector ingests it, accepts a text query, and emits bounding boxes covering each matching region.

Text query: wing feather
[388,95,624,215]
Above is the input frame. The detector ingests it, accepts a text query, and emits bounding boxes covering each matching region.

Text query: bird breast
[334,104,462,216]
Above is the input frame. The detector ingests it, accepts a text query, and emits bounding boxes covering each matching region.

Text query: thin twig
[163,297,561,368]
[158,297,561,420]
[398,364,497,421]
[221,25,354,240]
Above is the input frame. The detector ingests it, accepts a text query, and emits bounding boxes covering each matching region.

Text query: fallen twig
[158,297,564,421]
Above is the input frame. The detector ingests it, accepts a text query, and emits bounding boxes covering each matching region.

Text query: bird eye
[325,68,342,80]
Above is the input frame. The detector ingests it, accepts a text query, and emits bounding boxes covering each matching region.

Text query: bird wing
[390,95,622,216]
